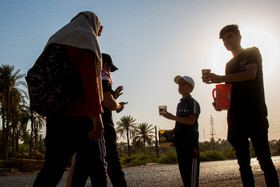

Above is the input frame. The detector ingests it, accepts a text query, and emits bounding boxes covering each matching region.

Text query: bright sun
[241,27,280,79]
[211,26,280,80]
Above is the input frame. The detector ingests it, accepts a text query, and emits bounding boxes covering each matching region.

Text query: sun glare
[211,41,232,75]
[211,26,280,79]
[241,27,280,79]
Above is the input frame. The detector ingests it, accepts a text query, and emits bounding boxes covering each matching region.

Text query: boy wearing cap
[100,53,128,187]
[161,75,200,187]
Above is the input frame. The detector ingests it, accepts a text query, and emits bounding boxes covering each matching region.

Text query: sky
[1,0,280,142]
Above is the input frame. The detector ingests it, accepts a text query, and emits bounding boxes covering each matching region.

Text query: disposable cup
[202,69,211,82]
[158,105,167,116]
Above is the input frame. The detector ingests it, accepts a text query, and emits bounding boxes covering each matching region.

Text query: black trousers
[174,136,199,187]
[228,115,279,187]
[102,123,127,187]
[73,122,126,187]
[33,116,107,187]
[86,123,126,187]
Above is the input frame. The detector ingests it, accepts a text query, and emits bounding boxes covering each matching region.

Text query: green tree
[10,87,29,157]
[133,123,155,154]
[16,104,30,154]
[33,114,45,150]
[0,65,25,160]
[0,95,5,157]
[276,140,280,155]
[116,115,137,156]
[10,89,22,157]
[24,106,45,153]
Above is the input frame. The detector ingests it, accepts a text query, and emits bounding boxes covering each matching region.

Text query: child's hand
[116,102,128,113]
[162,109,175,120]
[114,86,124,99]
[89,114,104,140]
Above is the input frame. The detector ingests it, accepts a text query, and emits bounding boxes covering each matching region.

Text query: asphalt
[0,156,279,187]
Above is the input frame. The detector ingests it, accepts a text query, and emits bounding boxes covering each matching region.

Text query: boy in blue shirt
[161,75,200,187]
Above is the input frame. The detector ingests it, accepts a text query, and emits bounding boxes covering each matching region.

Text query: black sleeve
[246,47,262,66]
[189,99,201,117]
[102,80,112,93]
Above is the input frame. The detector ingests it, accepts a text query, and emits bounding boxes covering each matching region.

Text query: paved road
[0,156,279,187]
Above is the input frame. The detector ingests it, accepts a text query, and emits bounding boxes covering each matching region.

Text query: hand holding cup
[158,105,167,116]
[202,69,211,83]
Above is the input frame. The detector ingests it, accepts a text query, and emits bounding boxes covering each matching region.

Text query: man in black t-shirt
[99,53,128,187]
[203,25,279,187]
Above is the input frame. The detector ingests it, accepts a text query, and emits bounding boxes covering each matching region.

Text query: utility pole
[155,126,159,158]
[210,115,216,142]
[203,129,206,142]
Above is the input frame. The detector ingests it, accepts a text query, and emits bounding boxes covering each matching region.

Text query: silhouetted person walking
[33,11,107,187]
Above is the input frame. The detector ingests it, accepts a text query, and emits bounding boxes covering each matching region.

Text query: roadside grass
[119,150,227,167]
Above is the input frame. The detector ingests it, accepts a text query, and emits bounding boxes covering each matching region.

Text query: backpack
[25,43,80,116]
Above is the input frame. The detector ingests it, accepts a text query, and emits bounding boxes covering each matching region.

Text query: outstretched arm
[162,110,196,126]
[102,92,128,113]
[204,63,257,84]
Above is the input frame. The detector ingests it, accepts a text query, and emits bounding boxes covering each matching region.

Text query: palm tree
[0,64,26,160]
[0,94,5,157]
[24,105,45,153]
[33,114,45,150]
[10,87,24,157]
[16,105,30,155]
[116,115,137,156]
[17,105,32,154]
[133,123,155,154]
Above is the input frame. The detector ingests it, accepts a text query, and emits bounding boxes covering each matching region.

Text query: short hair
[219,24,241,39]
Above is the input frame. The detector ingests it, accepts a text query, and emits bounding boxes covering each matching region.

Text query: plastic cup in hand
[202,69,211,83]
[158,105,167,116]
